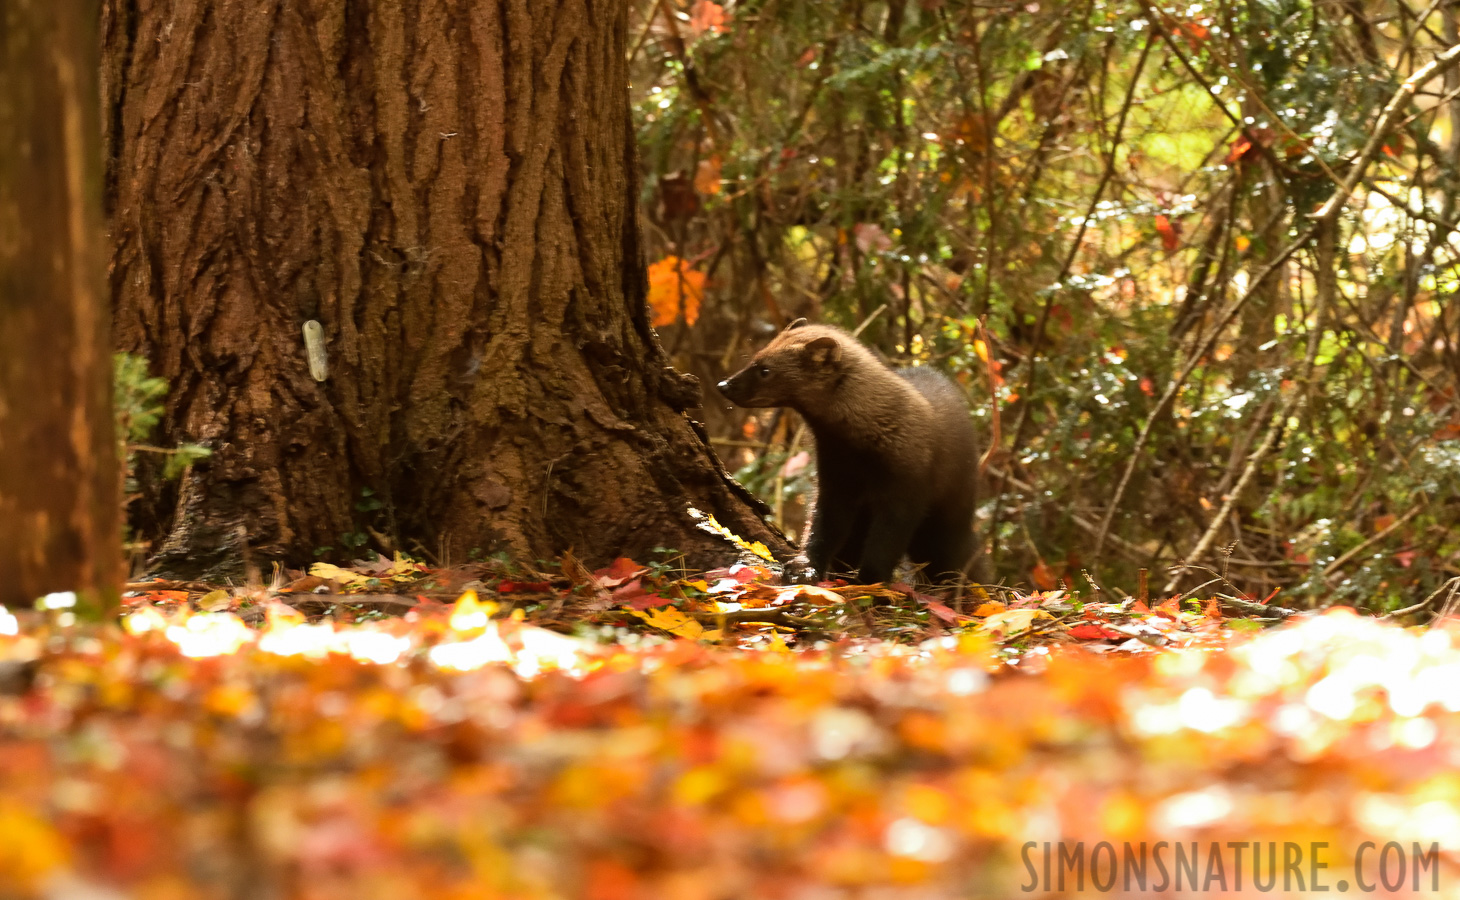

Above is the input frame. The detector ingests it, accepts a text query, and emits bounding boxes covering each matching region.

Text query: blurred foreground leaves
[1,571,1458,897]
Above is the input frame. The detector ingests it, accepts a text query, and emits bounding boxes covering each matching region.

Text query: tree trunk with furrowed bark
[0,0,121,613]
[103,0,787,577]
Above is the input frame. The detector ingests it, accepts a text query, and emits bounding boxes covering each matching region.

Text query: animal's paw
[781,555,820,585]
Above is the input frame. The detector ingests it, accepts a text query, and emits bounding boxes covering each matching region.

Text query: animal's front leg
[798,486,857,583]
[856,502,925,585]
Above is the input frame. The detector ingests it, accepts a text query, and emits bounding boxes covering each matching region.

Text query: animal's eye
[757,366,770,378]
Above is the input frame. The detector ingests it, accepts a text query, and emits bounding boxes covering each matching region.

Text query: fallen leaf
[594,557,647,589]
[980,608,1053,637]
[1068,623,1123,640]
[631,607,705,639]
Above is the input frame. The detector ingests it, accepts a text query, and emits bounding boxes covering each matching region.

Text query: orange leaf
[694,155,723,196]
[1225,136,1253,164]
[646,256,706,328]
[1031,561,1058,591]
[689,0,729,35]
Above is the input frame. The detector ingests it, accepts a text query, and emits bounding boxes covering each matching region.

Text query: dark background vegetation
[633,0,1460,610]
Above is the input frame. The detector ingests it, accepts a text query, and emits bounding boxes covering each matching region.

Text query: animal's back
[898,367,979,579]
[898,367,978,488]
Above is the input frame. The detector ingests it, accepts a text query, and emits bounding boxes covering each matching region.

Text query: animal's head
[716,319,846,409]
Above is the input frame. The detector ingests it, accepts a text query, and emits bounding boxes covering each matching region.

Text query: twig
[1322,504,1425,583]
[1162,216,1336,591]
[689,607,822,629]
[1314,41,1460,222]
[1384,575,1460,619]
[991,34,1153,558]
[1091,225,1317,567]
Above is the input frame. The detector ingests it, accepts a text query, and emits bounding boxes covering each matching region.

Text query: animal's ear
[803,335,842,366]
[784,317,809,332]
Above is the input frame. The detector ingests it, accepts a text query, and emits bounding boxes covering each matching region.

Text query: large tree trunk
[0,0,121,613]
[102,0,787,577]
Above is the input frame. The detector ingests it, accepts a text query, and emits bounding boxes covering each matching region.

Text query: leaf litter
[1,552,1456,896]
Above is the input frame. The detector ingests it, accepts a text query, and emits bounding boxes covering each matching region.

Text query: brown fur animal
[717,321,979,584]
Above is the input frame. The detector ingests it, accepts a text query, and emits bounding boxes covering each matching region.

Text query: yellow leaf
[387,552,424,581]
[1235,235,1251,252]
[779,584,843,606]
[631,607,704,639]
[746,541,774,562]
[647,256,706,328]
[204,683,256,717]
[972,338,989,362]
[979,608,1053,636]
[199,589,232,611]
[905,784,953,825]
[973,601,1006,617]
[0,801,68,888]
[674,766,727,805]
[448,589,499,632]
[308,562,370,586]
[683,580,710,592]
[689,508,777,562]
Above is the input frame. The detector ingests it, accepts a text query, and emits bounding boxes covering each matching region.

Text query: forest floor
[1,549,1457,897]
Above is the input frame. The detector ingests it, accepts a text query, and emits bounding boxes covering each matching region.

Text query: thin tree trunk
[0,0,121,613]
[103,0,789,577]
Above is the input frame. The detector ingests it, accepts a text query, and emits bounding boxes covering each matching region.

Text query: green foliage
[633,0,1460,612]
[114,352,212,491]
[113,352,168,445]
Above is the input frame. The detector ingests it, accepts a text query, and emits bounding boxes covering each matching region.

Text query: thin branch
[1162,218,1336,591]
[990,32,1153,557]
[1091,225,1317,566]
[1314,41,1460,222]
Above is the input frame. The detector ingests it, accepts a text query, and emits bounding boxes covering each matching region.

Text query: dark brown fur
[718,322,978,584]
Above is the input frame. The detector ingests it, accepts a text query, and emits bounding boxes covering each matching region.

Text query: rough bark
[0,0,121,612]
[103,0,789,577]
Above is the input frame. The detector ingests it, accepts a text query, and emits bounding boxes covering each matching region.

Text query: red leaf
[1154,215,1180,251]
[594,557,646,588]
[497,580,552,593]
[613,579,666,610]
[891,583,966,623]
[923,600,961,623]
[1069,623,1122,640]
